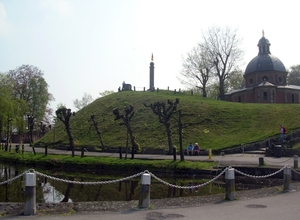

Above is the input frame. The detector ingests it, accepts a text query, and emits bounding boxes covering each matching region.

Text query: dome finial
[262,29,265,37]
[151,53,154,62]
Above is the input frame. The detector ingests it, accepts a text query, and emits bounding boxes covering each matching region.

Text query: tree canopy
[0,73,27,142]
[73,93,93,110]
[8,65,53,122]
[179,44,213,97]
[287,65,300,86]
[180,26,244,99]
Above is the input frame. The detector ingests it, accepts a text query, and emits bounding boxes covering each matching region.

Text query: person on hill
[193,143,200,155]
[186,142,194,155]
[280,124,286,143]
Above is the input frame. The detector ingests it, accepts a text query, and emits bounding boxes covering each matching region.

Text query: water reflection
[0,162,224,203]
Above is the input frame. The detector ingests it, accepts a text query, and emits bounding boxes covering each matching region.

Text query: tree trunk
[66,124,75,157]
[90,116,105,151]
[127,124,135,159]
[219,78,225,100]
[165,122,173,154]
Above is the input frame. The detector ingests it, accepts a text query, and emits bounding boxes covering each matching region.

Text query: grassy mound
[38,90,300,151]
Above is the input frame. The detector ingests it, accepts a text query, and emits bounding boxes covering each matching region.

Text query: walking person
[280,124,286,143]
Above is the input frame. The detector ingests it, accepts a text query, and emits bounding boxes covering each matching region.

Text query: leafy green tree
[225,69,244,91]
[206,82,220,99]
[73,93,93,110]
[0,73,13,139]
[99,90,114,97]
[8,65,53,122]
[287,65,300,86]
[0,73,27,146]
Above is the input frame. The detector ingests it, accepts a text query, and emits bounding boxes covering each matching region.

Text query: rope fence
[0,164,298,215]
[0,165,296,188]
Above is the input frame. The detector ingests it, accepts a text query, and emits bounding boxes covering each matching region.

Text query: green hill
[38,90,300,151]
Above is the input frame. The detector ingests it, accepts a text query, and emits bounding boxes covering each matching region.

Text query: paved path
[22,144,295,168]
[2,190,300,220]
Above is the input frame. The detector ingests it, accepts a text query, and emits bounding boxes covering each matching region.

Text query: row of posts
[0,142,25,154]
[23,165,295,215]
[118,86,195,95]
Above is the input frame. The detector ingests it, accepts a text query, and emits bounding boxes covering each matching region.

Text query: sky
[1,0,300,112]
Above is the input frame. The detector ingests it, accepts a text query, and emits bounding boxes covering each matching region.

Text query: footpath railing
[0,164,299,216]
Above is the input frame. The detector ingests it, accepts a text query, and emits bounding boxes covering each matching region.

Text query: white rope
[35,170,144,185]
[0,170,29,185]
[234,165,288,178]
[146,168,228,189]
[0,165,292,190]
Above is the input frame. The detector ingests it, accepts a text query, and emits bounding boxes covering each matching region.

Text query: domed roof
[245,35,287,74]
[245,54,287,74]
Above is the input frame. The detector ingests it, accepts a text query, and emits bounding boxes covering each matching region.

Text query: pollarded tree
[55,107,76,157]
[8,64,53,122]
[200,26,244,100]
[144,98,179,154]
[287,65,300,86]
[178,44,214,97]
[113,105,139,159]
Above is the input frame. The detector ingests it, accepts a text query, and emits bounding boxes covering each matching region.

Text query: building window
[263,92,268,100]
[277,76,283,84]
[262,76,268,82]
[249,78,253,85]
[292,94,295,103]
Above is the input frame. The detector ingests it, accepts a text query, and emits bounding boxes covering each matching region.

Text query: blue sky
[1,0,300,111]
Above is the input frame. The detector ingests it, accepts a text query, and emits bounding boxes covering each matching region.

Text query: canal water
[0,162,283,203]
[0,162,226,203]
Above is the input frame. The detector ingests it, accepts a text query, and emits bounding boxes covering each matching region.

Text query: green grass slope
[38,90,300,151]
